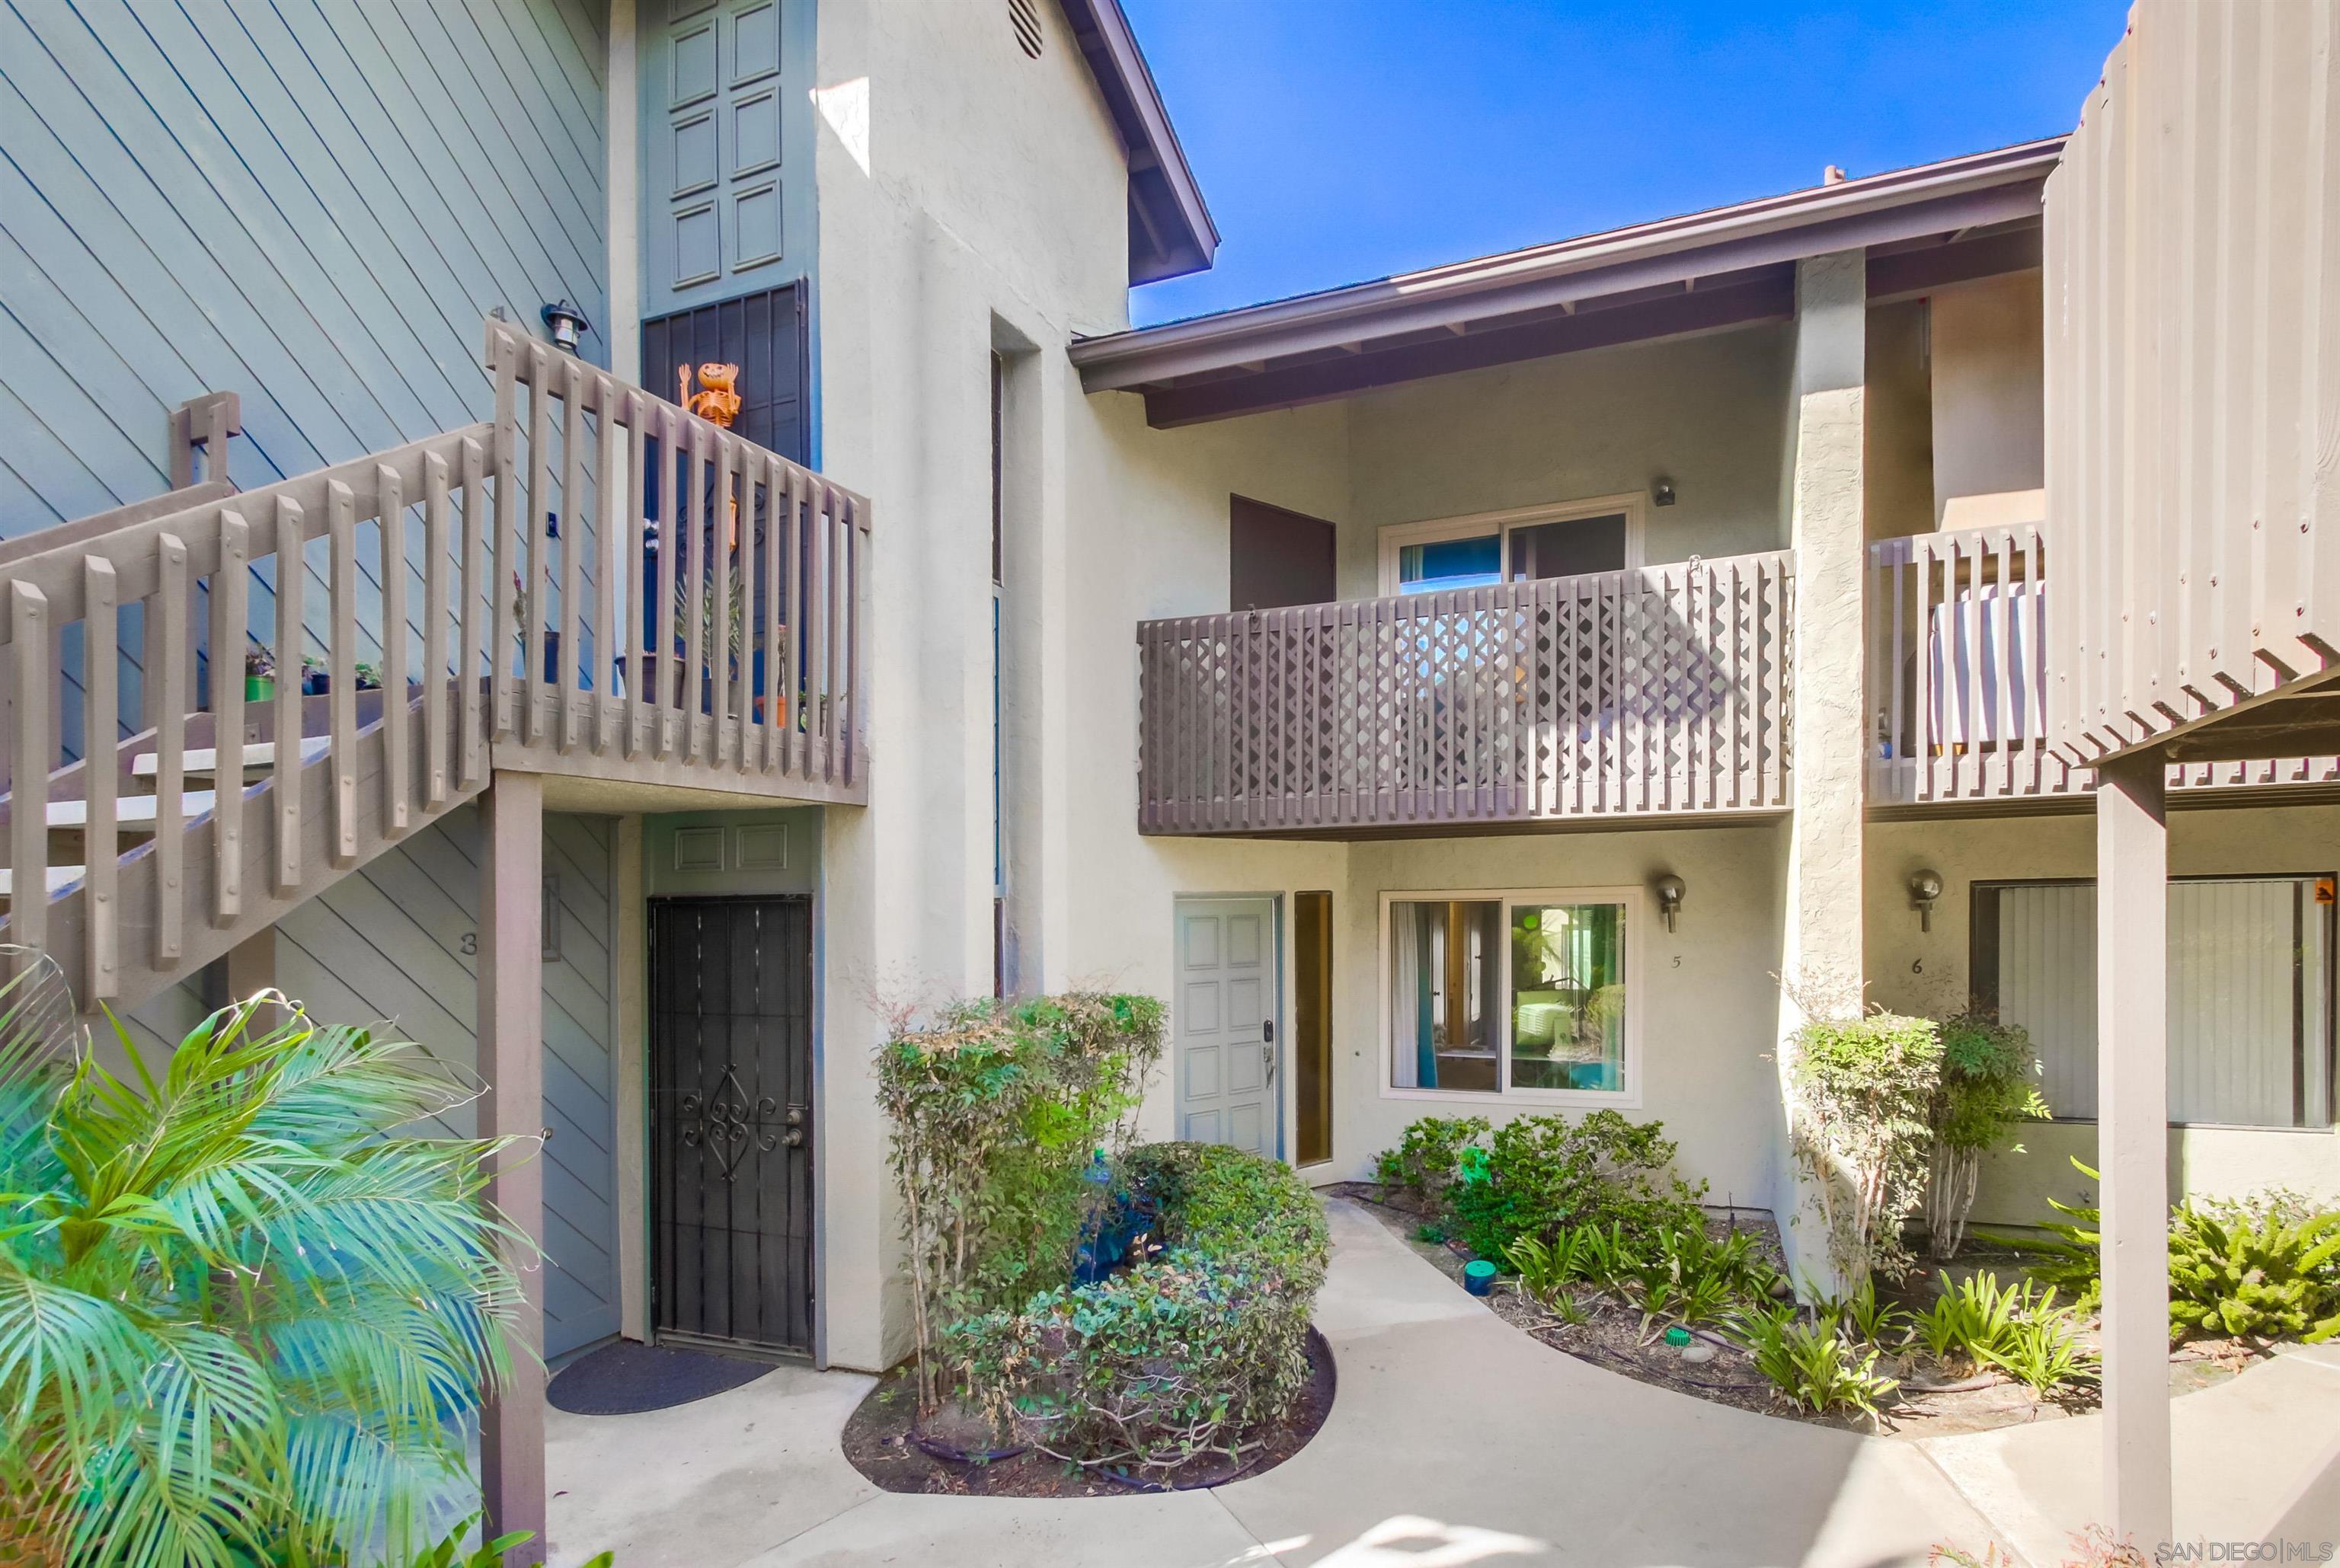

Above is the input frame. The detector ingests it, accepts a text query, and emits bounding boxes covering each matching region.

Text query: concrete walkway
[545,1199,2339,1567]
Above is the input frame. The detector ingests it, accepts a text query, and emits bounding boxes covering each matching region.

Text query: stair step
[131,736,330,778]
[0,865,86,899]
[46,792,216,828]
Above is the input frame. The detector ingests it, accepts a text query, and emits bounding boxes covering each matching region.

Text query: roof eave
[1060,0,1219,286]
[1073,136,2064,389]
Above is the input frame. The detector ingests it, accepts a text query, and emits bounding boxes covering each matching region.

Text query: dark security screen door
[1230,495,1337,609]
[651,896,814,1355]
[641,281,810,465]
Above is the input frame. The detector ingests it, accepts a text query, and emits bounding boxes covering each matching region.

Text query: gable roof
[1072,136,2063,424]
[1059,0,1219,284]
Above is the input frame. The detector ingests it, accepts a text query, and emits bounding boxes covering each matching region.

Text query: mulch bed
[840,1327,1337,1497]
[1328,1182,2274,1438]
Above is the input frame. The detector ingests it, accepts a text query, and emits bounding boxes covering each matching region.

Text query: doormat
[547,1340,775,1416]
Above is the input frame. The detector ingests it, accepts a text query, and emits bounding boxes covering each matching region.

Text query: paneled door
[650,896,814,1356]
[1175,897,1280,1158]
[643,0,816,321]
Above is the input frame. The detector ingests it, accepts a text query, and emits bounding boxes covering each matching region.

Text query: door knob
[783,1126,805,1148]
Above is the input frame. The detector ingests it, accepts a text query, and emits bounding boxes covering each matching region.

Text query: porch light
[1653,873,1686,933]
[1908,868,1945,932]
[541,299,591,354]
[1651,477,1677,507]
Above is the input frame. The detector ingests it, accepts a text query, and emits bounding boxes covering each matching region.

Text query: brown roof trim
[1058,0,1219,285]
[1072,136,2063,391]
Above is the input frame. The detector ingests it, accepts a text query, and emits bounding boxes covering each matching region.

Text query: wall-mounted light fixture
[1908,868,1945,933]
[1654,873,1686,934]
[541,300,591,355]
[1651,477,1677,508]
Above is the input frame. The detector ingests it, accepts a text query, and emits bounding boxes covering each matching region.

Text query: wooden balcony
[1136,550,1795,837]
[0,317,868,1012]
[1866,525,2338,813]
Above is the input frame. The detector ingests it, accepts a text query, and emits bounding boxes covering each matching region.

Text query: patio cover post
[2095,749,2170,1548]
[478,771,547,1562]
[1776,247,1868,1295]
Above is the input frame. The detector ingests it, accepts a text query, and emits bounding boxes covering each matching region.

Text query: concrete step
[0,865,86,905]
[46,792,216,829]
[129,736,329,779]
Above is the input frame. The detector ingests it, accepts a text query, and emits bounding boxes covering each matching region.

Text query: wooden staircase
[2,317,871,1015]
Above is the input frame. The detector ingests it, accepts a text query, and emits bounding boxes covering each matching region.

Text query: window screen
[1973,876,2337,1129]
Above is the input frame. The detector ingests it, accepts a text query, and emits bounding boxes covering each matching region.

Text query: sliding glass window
[1389,892,1635,1101]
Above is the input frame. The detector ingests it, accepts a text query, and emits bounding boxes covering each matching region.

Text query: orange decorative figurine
[677,361,743,429]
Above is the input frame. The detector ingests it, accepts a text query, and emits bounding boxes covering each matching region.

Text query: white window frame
[1375,492,1649,596]
[1377,884,1648,1110]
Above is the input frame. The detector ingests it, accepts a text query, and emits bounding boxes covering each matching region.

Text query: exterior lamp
[1651,477,1677,507]
[1653,873,1686,934]
[1908,868,1945,933]
[541,299,591,354]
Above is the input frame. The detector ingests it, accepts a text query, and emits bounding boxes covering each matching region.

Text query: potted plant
[244,643,275,702]
[300,653,330,695]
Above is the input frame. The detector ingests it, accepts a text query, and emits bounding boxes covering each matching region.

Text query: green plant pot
[245,675,274,701]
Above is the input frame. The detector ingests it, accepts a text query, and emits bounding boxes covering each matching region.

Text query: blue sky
[1120,0,2127,327]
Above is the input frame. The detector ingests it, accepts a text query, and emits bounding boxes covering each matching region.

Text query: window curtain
[1389,902,1436,1088]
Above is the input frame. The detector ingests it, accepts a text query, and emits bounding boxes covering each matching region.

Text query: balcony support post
[2095,749,2172,1549]
[1776,249,1870,1295]
[478,771,546,1566]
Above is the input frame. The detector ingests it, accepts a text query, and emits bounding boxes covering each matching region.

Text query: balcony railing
[1136,550,1795,835]
[1,317,868,1009]
[1867,525,2338,807]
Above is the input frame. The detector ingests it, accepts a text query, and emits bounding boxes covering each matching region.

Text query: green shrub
[1915,1273,2015,1369]
[1731,1305,1899,1417]
[948,1142,1329,1474]
[0,971,524,1568]
[1786,1011,1943,1284]
[1447,1111,1705,1262]
[1977,1295,2099,1397]
[876,992,1165,1411]
[403,1521,613,1568]
[2167,1198,2340,1343]
[1926,1011,2049,1260]
[1373,1115,1489,1201]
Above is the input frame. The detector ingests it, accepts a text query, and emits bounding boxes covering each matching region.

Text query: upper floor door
[643,0,817,321]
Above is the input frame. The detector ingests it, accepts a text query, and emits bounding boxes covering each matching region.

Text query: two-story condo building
[2,0,2332,1548]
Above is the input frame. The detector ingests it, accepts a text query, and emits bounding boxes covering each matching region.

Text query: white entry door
[1175,897,1279,1157]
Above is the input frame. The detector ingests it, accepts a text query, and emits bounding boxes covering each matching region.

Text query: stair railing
[1,316,871,1004]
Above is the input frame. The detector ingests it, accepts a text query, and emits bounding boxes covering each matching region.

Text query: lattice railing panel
[1137,551,1795,834]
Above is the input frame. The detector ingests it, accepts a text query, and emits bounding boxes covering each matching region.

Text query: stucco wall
[1929,270,2044,525]
[808,0,1140,1370]
[1338,325,1794,596]
[1331,826,1789,1210]
[1865,804,2340,1225]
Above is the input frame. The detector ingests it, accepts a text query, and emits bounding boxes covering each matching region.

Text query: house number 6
[1911,958,1923,974]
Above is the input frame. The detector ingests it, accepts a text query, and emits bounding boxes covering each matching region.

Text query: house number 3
[461,931,478,956]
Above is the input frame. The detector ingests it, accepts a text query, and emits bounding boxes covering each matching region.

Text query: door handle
[1263,1042,1277,1082]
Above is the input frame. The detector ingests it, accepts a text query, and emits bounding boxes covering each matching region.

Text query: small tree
[875,992,1164,1414]
[1788,1011,1944,1285]
[1926,1010,2049,1259]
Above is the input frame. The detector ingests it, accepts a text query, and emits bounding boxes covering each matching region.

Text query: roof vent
[1822,164,1849,185]
[1009,0,1044,58]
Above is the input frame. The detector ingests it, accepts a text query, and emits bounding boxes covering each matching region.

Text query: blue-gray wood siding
[2,0,608,533]
[1,0,610,752]
[124,809,623,1359]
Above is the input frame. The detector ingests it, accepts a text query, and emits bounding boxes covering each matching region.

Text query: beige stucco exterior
[792,35,2333,1359]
